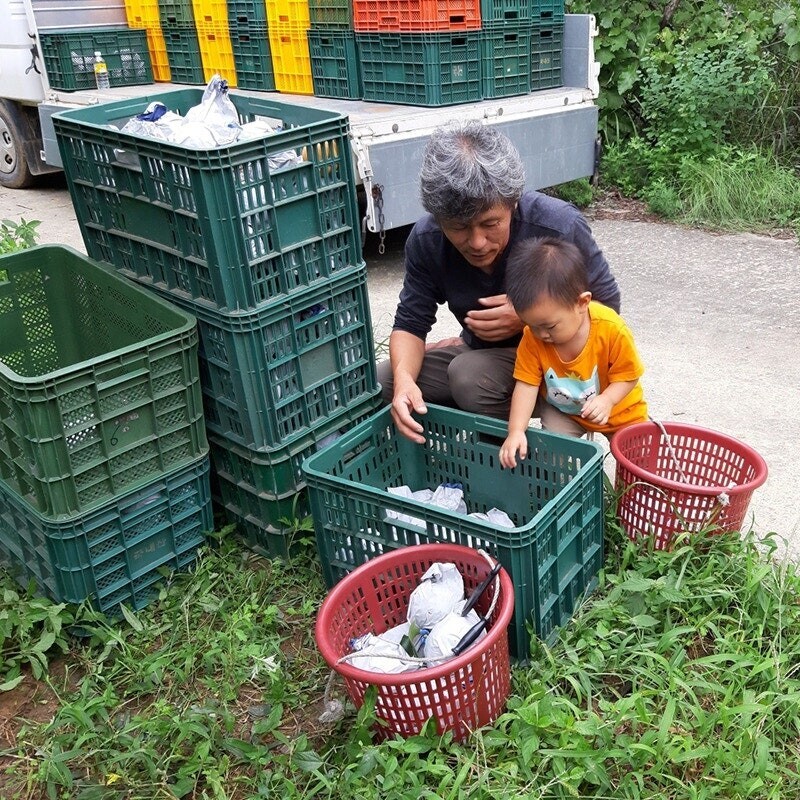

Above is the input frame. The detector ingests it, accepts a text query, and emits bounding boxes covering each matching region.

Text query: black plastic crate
[39,27,153,91]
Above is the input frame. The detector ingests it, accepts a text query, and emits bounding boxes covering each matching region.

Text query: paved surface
[2,177,799,559]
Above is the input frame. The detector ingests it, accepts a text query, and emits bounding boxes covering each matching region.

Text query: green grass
[2,514,800,799]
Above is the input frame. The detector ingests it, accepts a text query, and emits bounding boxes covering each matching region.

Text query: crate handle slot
[112,148,142,173]
[476,430,506,450]
[449,15,466,22]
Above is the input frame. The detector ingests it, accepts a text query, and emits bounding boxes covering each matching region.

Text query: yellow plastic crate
[145,26,172,81]
[125,0,161,27]
[197,24,238,86]
[266,0,310,29]
[269,23,313,93]
[191,0,231,26]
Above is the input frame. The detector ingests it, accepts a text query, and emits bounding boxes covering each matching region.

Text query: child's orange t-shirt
[513,301,648,433]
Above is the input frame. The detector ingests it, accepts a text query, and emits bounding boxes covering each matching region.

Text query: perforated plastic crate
[357,32,481,106]
[0,245,207,519]
[309,0,353,27]
[530,22,562,89]
[302,405,604,659]
[39,27,153,91]
[160,270,379,451]
[309,29,361,99]
[352,0,481,32]
[229,25,275,90]
[197,23,238,85]
[479,0,528,25]
[53,89,361,314]
[266,0,311,27]
[0,455,212,616]
[481,25,530,98]
[159,0,195,24]
[192,0,232,25]
[126,0,162,27]
[530,0,563,25]
[227,0,269,27]
[144,26,172,81]
[269,24,314,94]
[162,26,205,83]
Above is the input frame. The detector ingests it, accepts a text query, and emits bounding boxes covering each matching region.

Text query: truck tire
[0,100,37,189]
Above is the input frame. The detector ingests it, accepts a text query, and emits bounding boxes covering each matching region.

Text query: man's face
[438,203,514,270]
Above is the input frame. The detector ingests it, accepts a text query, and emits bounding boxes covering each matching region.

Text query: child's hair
[505,237,590,311]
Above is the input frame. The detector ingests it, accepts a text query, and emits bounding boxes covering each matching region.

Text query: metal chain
[372,184,386,255]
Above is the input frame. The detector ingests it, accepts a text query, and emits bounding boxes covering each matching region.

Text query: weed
[0,218,41,255]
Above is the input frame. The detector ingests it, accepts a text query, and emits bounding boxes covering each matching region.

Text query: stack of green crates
[307,0,361,99]
[0,245,211,615]
[227,0,276,90]
[52,89,381,558]
[158,0,206,83]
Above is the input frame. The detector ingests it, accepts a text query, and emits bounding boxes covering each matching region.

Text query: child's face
[518,292,591,346]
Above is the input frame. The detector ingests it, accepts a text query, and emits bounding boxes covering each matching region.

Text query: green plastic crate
[0,245,208,519]
[53,88,362,314]
[308,29,361,100]
[302,405,604,660]
[531,22,563,89]
[530,0,563,25]
[162,26,206,83]
[230,24,275,90]
[39,27,154,91]
[227,0,269,27]
[0,455,212,616]
[214,496,304,558]
[308,0,353,27]
[357,32,481,107]
[480,0,529,25]
[157,270,379,451]
[480,26,530,99]
[159,0,195,25]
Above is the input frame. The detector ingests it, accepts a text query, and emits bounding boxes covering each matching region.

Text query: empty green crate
[480,0,529,25]
[227,0,269,26]
[530,0,563,25]
[162,270,379,451]
[481,26,530,98]
[531,22,563,89]
[0,455,212,616]
[308,0,353,27]
[162,26,206,83]
[357,32,481,106]
[230,24,275,90]
[0,245,207,519]
[302,405,604,660]
[53,88,362,314]
[308,29,361,99]
[39,27,154,91]
[159,0,195,25]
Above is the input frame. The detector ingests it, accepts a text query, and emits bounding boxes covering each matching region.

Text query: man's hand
[425,336,463,352]
[464,294,524,342]
[390,377,428,444]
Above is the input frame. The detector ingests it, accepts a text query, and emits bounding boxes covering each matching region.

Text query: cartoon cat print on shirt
[544,367,600,415]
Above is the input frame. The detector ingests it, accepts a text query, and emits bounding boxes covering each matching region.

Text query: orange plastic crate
[197,23,238,85]
[352,0,481,32]
[266,0,311,29]
[125,0,161,27]
[145,26,172,81]
[269,23,313,93]
[191,0,231,25]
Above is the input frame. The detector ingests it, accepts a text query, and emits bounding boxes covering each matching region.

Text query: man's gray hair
[419,119,525,222]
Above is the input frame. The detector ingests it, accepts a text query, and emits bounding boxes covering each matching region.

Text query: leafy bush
[0,217,40,254]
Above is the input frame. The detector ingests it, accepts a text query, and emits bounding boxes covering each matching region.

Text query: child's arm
[581,379,639,426]
[499,380,539,469]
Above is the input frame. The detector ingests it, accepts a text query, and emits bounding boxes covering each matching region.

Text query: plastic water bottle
[94,51,110,89]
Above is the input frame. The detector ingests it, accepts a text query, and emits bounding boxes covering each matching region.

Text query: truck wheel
[0,100,36,189]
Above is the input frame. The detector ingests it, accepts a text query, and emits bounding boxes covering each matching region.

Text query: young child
[498,237,648,469]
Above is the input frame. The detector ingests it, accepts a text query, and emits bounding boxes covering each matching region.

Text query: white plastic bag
[346,623,419,674]
[425,605,485,663]
[468,507,515,528]
[184,74,241,145]
[406,562,464,629]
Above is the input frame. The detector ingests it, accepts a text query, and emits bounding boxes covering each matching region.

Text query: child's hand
[499,431,528,469]
[581,394,614,426]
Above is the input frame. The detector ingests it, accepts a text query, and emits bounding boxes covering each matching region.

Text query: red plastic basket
[611,421,768,550]
[315,543,514,741]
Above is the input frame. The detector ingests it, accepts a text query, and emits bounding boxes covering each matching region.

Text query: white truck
[1,0,601,235]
